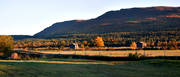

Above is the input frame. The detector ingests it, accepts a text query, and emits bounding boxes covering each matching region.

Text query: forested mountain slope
[34,6,180,38]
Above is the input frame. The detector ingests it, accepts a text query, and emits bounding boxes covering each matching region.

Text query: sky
[0,0,180,35]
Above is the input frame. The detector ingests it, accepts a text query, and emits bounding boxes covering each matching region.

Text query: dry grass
[0,60,115,65]
[33,50,180,57]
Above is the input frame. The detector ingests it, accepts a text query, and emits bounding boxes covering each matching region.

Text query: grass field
[0,59,180,77]
[33,50,180,57]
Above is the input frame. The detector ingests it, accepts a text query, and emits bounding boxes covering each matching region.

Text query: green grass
[0,59,180,77]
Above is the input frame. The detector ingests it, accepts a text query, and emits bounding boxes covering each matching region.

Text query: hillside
[34,6,180,38]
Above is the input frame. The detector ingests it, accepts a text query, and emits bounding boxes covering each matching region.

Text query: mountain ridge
[34,6,180,38]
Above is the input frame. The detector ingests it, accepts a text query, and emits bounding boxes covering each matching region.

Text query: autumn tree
[168,40,178,50]
[60,40,66,50]
[95,37,104,47]
[83,41,88,47]
[130,42,137,50]
[0,35,14,57]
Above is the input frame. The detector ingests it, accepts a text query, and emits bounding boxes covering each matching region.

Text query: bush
[10,53,20,59]
[128,52,146,60]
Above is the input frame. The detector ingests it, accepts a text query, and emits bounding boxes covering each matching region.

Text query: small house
[137,42,147,48]
[69,43,79,49]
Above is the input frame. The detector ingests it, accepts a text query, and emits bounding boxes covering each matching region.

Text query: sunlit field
[32,50,180,57]
[0,59,180,77]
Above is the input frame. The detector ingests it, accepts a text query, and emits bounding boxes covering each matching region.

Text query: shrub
[128,52,145,60]
[10,53,20,59]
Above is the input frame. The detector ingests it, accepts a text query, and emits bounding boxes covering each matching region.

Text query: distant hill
[34,6,180,38]
[11,35,34,40]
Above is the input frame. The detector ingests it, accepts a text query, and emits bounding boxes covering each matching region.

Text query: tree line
[14,31,180,50]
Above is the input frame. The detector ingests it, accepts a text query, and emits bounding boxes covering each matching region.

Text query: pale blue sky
[0,0,180,35]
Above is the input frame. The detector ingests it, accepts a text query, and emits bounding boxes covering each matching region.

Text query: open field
[0,59,180,77]
[31,50,180,57]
